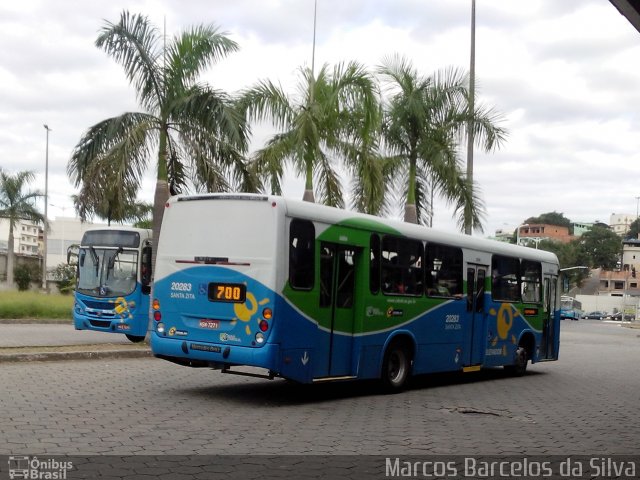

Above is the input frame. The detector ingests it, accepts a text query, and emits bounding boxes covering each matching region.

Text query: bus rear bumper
[150,332,281,372]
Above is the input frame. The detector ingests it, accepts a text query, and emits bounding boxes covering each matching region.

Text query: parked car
[583,311,606,320]
[606,312,634,321]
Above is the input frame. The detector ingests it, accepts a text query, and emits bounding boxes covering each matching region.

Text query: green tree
[537,239,589,287]
[68,11,256,269]
[578,225,621,270]
[625,218,639,240]
[378,55,506,230]
[525,211,572,233]
[241,61,378,207]
[0,170,46,287]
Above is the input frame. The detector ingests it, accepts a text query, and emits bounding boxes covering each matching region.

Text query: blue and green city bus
[72,227,153,343]
[150,194,560,390]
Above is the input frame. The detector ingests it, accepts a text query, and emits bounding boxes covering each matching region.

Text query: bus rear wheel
[381,341,412,392]
[126,334,146,343]
[504,346,528,376]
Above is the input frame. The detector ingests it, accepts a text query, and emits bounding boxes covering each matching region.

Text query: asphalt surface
[1,319,639,480]
[0,323,133,347]
[0,322,150,362]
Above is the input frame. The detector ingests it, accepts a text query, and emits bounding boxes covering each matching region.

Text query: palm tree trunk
[302,189,315,202]
[6,223,15,286]
[404,151,418,224]
[404,204,418,224]
[303,156,315,203]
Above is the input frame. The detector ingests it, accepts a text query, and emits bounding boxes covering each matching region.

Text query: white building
[609,213,635,236]
[0,216,112,272]
[0,219,41,256]
[45,216,111,267]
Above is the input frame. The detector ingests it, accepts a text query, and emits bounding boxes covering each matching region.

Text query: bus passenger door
[319,242,358,378]
[540,275,558,360]
[466,265,488,366]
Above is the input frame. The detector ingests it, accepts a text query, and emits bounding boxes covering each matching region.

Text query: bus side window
[289,219,315,290]
[521,260,542,303]
[381,236,422,296]
[370,234,380,294]
[491,255,520,302]
[425,243,463,298]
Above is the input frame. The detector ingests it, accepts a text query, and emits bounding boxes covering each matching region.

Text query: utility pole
[42,124,51,292]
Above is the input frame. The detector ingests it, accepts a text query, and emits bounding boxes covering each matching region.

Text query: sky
[1,0,639,237]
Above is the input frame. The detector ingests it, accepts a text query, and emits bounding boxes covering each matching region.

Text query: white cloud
[0,0,639,237]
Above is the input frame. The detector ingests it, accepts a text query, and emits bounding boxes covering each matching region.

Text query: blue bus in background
[71,227,152,342]
[560,295,582,320]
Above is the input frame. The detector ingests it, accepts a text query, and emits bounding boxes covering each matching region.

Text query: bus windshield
[77,247,138,297]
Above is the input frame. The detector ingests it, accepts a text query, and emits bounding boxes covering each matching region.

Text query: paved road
[0,323,132,347]
[2,320,639,455]
[0,320,639,478]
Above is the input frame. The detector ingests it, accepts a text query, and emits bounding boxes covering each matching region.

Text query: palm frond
[96,11,163,112]
[166,24,239,91]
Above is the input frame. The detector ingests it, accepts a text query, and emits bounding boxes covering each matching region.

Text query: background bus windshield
[77,248,138,297]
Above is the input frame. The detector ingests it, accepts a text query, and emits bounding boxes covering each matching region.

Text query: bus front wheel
[126,334,146,343]
[381,340,412,392]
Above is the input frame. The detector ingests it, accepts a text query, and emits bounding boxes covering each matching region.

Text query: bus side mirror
[141,246,152,289]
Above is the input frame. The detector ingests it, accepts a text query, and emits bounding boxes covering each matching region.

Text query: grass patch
[0,291,73,321]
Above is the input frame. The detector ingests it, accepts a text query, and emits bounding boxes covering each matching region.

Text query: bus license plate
[199,319,220,329]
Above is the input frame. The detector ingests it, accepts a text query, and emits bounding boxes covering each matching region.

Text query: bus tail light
[262,308,272,320]
[154,310,162,322]
[259,320,269,332]
[152,299,160,310]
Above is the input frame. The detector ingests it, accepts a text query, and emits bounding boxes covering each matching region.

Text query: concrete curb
[0,348,152,363]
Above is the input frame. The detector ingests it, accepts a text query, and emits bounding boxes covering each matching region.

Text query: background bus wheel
[381,340,411,392]
[505,346,528,376]
[126,334,146,343]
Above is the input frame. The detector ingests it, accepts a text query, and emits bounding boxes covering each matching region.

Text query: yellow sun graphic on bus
[233,291,270,336]
[488,303,518,349]
[109,296,134,320]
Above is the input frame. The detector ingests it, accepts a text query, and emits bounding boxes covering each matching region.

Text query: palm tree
[71,156,143,226]
[68,11,257,268]
[378,55,506,230]
[0,170,46,287]
[72,187,152,227]
[241,61,378,207]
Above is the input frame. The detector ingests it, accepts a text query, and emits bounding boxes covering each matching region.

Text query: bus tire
[126,334,146,343]
[381,340,412,392]
[504,346,528,376]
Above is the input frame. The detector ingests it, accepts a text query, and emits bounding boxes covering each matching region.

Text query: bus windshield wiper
[89,246,99,276]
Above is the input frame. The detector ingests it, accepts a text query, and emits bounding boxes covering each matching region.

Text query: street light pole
[42,124,51,292]
[636,197,640,238]
[465,0,476,235]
